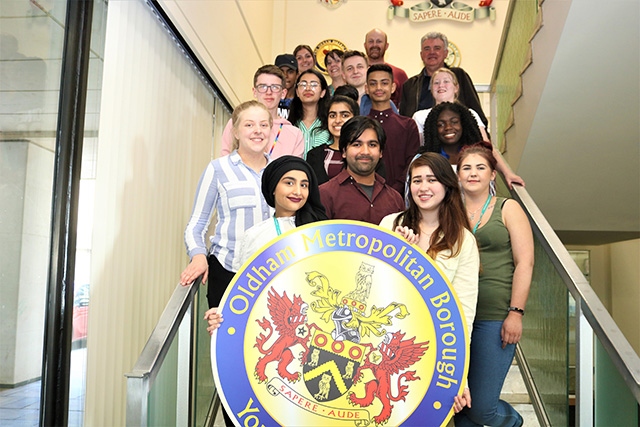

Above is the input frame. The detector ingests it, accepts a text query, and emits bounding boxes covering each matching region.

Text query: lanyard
[268,123,284,157]
[273,217,282,236]
[472,194,492,234]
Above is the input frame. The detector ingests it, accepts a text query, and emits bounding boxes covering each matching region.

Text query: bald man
[364,28,408,108]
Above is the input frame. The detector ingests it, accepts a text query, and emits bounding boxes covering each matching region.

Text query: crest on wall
[319,0,346,9]
[314,39,348,75]
[388,0,496,23]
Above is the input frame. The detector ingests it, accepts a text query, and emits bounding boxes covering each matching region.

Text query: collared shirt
[319,169,404,225]
[360,94,398,116]
[220,117,304,159]
[368,108,421,195]
[296,118,330,159]
[184,151,272,271]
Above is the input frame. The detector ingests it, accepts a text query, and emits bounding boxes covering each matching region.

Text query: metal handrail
[510,184,640,403]
[125,277,201,425]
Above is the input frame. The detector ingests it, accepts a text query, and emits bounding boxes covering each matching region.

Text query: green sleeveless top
[475,197,514,320]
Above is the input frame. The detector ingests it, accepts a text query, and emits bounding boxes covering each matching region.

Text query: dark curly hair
[288,69,330,133]
[421,101,482,155]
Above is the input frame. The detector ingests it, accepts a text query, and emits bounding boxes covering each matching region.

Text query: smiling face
[296,72,325,105]
[431,71,458,104]
[343,128,382,178]
[252,73,285,111]
[436,109,463,147]
[366,70,396,104]
[295,48,315,73]
[325,54,343,80]
[327,102,355,140]
[342,55,368,88]
[232,106,272,155]
[274,169,309,217]
[457,153,496,194]
[420,38,448,72]
[410,165,446,214]
[364,29,388,61]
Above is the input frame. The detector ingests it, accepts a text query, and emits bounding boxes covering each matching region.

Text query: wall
[158,0,508,109]
[0,141,52,385]
[568,240,640,355]
[610,239,640,354]
[275,0,509,85]
[158,0,276,106]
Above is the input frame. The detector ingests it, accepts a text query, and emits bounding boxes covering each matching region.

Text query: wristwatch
[507,306,525,316]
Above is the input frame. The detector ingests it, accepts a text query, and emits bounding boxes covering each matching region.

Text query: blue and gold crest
[212,221,468,426]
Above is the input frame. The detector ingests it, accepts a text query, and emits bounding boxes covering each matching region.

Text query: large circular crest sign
[212,220,468,426]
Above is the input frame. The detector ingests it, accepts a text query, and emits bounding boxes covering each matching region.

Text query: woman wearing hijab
[205,155,327,334]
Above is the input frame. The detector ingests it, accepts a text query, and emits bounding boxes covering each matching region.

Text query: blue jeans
[454,320,523,427]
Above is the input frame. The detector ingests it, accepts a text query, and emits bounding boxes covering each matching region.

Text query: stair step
[500,364,532,404]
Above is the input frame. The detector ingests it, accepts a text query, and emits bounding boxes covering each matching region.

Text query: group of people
[179,29,534,427]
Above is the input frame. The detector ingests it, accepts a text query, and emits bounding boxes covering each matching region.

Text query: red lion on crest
[254,288,314,383]
[349,331,429,425]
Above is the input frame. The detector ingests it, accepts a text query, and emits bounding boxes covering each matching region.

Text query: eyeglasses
[255,84,283,93]
[297,81,321,90]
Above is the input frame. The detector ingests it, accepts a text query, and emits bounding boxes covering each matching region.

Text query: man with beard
[400,32,487,126]
[319,116,404,224]
[364,28,408,108]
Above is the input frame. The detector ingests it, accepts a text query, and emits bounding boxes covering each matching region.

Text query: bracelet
[507,306,525,316]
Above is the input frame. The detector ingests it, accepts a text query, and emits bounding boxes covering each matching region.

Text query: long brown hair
[393,153,471,259]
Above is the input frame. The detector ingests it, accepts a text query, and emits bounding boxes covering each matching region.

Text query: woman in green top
[453,142,534,426]
[288,69,331,158]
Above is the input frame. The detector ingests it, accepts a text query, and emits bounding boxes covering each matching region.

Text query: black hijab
[262,156,328,226]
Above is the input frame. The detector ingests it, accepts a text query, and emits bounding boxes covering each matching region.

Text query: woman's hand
[180,254,208,286]
[501,311,523,348]
[503,170,525,189]
[204,307,224,335]
[453,387,471,413]
[394,226,419,245]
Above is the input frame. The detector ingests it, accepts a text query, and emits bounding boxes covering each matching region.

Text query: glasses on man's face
[255,84,283,93]
[297,81,320,90]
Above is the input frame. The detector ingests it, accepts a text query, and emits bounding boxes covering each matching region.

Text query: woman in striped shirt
[180,100,273,308]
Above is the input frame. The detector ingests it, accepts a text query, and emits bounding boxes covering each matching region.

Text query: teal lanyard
[273,217,282,236]
[472,194,493,234]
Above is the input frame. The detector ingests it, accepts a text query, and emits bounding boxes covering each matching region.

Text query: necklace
[470,194,493,234]
[467,205,484,222]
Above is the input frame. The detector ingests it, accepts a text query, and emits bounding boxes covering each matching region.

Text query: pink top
[220,117,304,159]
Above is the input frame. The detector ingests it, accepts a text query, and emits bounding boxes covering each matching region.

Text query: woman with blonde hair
[180,100,273,309]
[412,67,489,143]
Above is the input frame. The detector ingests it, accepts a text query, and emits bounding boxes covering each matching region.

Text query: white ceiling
[517,0,639,245]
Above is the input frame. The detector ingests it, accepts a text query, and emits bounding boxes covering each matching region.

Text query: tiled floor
[0,348,87,426]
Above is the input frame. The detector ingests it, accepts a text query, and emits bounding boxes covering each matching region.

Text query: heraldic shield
[303,330,367,402]
[212,221,469,427]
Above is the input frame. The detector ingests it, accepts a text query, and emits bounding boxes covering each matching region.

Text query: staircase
[502,361,541,426]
